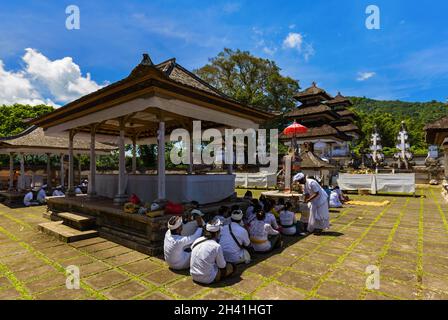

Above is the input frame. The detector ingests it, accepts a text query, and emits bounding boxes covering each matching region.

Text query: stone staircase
[38,212,98,243]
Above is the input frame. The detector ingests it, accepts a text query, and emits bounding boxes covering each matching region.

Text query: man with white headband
[190,217,235,284]
[293,172,330,235]
[219,210,251,264]
[164,215,203,270]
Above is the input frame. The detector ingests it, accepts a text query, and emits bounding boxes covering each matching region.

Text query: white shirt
[329,191,343,208]
[164,228,202,270]
[52,190,64,197]
[304,179,328,207]
[279,210,297,235]
[37,189,46,202]
[220,222,250,263]
[249,220,279,252]
[245,206,256,225]
[264,212,279,229]
[23,192,34,206]
[190,236,227,284]
[216,215,230,225]
[181,219,204,236]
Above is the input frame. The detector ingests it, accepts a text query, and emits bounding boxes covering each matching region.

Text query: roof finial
[311,81,317,87]
[141,53,153,66]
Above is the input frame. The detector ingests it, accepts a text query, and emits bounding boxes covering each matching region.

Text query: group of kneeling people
[163,197,308,285]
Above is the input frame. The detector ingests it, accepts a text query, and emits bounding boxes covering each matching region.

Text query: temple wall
[94,173,235,204]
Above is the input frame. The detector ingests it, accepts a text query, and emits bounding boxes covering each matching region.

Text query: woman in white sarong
[293,173,330,235]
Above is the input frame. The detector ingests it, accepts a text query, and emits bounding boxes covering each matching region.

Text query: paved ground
[1,187,448,300]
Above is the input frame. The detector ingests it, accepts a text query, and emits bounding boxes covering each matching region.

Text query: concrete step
[57,212,96,231]
[38,221,98,243]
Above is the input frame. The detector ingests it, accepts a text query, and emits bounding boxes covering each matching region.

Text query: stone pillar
[157,120,166,199]
[88,126,97,197]
[132,136,137,174]
[19,153,25,191]
[60,153,65,187]
[8,153,14,191]
[77,154,82,185]
[46,153,52,189]
[114,119,127,204]
[67,130,75,196]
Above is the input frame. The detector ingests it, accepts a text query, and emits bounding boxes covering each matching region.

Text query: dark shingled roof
[294,82,333,101]
[280,124,352,141]
[0,126,115,152]
[326,92,353,107]
[285,104,338,118]
[424,116,448,131]
[335,123,361,134]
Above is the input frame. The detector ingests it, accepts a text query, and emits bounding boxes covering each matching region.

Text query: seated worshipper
[52,186,65,197]
[74,185,83,195]
[293,172,330,235]
[164,216,203,270]
[279,202,306,236]
[258,194,267,209]
[23,188,39,207]
[329,189,343,208]
[249,208,282,253]
[219,210,251,264]
[263,203,279,230]
[181,209,205,236]
[333,186,349,203]
[244,199,259,226]
[243,190,253,200]
[190,218,236,284]
[274,198,285,213]
[215,206,231,225]
[36,185,47,204]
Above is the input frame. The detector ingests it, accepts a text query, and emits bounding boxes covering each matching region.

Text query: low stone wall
[47,198,170,256]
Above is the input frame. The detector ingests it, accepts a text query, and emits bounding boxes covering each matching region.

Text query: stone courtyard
[0,186,448,300]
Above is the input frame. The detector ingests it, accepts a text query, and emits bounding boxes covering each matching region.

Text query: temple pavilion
[29,54,273,254]
[0,125,114,203]
[282,82,360,165]
[425,116,448,178]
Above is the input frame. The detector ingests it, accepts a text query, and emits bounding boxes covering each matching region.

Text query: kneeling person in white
[249,209,282,252]
[220,210,251,264]
[164,216,203,270]
[36,185,47,204]
[190,218,235,284]
[279,202,304,235]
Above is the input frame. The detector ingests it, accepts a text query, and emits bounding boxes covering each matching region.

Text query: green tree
[194,48,300,113]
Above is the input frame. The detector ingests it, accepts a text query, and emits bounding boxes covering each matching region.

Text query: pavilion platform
[44,194,249,255]
[0,190,27,206]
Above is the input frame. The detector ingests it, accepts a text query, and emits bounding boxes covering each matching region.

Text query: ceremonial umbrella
[283,121,308,136]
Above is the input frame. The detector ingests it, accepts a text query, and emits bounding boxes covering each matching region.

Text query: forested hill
[348,97,448,156]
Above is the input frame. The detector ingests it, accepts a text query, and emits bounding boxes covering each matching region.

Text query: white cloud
[262,46,277,56]
[282,32,315,61]
[0,61,56,106]
[283,32,303,50]
[357,71,376,81]
[0,48,104,107]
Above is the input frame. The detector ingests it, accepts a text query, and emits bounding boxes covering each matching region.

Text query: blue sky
[0,0,447,106]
